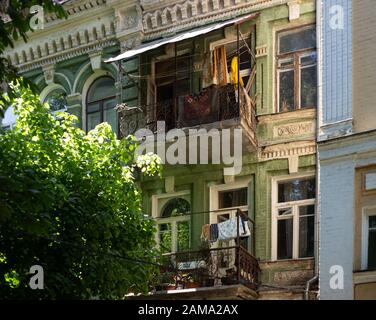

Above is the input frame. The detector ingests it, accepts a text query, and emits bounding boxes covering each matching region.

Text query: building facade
[318,0,376,300]
[3,0,320,299]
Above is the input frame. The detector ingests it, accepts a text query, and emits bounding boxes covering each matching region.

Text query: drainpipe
[305,275,319,300]
[305,0,323,300]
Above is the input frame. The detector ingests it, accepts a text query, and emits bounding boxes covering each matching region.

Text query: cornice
[141,0,290,40]
[16,38,117,73]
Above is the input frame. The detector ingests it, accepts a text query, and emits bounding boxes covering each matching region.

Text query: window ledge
[353,270,376,285]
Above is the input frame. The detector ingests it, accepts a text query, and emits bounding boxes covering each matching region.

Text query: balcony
[118,83,257,148]
[128,209,260,300]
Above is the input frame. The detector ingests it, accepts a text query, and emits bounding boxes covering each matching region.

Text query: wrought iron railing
[152,245,259,292]
[150,209,260,292]
[118,84,257,137]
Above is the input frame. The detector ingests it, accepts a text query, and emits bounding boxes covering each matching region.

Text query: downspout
[305,0,323,300]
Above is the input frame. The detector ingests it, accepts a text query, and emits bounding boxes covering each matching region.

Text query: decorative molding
[288,155,299,173]
[13,39,117,73]
[273,121,315,138]
[141,0,289,40]
[89,50,103,71]
[42,64,55,85]
[256,45,267,58]
[287,0,301,21]
[259,141,316,161]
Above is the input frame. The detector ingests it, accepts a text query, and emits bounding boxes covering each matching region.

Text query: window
[211,185,250,251]
[86,77,117,132]
[273,176,316,260]
[219,188,248,209]
[223,38,254,88]
[154,55,191,130]
[156,198,191,254]
[277,25,317,112]
[362,209,376,270]
[45,89,67,113]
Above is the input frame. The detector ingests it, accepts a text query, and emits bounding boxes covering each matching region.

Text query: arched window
[157,198,191,253]
[86,77,117,132]
[45,89,67,112]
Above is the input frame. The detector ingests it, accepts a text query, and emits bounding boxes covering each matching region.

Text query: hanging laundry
[230,56,244,87]
[217,217,245,241]
[212,46,229,86]
[242,218,251,237]
[200,224,211,242]
[210,223,219,242]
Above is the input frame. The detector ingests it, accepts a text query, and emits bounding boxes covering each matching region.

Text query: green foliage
[0,83,162,299]
[0,1,67,114]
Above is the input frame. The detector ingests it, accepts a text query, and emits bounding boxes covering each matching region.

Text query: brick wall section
[322,0,352,124]
[318,156,354,299]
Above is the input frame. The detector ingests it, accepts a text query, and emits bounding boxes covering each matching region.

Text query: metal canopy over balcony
[105,12,259,63]
[108,12,259,150]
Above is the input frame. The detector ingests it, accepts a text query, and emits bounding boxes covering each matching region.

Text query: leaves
[0,84,162,299]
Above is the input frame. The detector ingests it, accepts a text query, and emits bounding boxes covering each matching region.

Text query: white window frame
[209,179,250,247]
[151,190,191,254]
[271,173,316,261]
[361,207,376,270]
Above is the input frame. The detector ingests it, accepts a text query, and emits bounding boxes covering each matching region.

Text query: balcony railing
[152,245,260,292]
[149,209,260,293]
[118,84,257,138]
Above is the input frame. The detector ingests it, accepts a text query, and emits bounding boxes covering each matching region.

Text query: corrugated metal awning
[105,12,259,63]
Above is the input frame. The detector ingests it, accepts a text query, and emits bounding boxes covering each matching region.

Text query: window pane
[219,188,248,208]
[279,69,295,112]
[299,205,315,216]
[87,77,116,103]
[177,221,190,252]
[277,218,293,260]
[301,65,317,108]
[45,90,67,112]
[299,215,315,258]
[87,112,101,131]
[279,27,316,54]
[104,102,117,133]
[370,216,376,229]
[158,223,172,254]
[279,208,293,216]
[368,227,376,270]
[278,178,316,203]
[161,198,190,218]
[87,103,100,113]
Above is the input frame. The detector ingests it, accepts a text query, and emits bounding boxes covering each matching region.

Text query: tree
[0,83,162,299]
[0,0,67,115]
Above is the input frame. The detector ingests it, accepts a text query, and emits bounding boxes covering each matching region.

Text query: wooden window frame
[361,207,376,271]
[275,24,317,112]
[272,173,316,261]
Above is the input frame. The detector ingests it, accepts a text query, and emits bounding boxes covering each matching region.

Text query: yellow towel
[230,56,244,87]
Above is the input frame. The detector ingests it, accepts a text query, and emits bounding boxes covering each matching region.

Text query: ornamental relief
[273,121,314,138]
[141,0,278,36]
